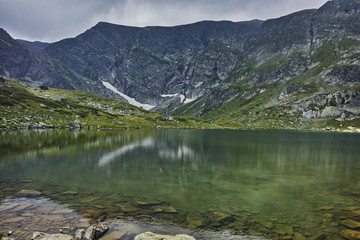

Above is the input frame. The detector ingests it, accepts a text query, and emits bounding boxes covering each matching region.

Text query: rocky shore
[1,223,196,240]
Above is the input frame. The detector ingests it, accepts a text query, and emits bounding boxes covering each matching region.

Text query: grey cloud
[0,0,328,42]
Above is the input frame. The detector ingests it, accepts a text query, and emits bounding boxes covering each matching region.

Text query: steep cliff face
[1,0,359,129]
[42,20,262,108]
[0,28,33,80]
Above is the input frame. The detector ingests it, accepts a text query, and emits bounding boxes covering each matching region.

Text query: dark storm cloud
[0,0,328,42]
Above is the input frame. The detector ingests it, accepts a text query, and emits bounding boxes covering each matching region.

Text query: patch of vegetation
[0,79,220,130]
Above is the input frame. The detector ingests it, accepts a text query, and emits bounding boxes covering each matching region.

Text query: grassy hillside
[0,78,219,130]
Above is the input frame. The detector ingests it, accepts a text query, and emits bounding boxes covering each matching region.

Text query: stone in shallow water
[341,229,360,240]
[293,232,307,240]
[83,223,109,240]
[16,189,42,197]
[185,216,205,229]
[31,232,74,240]
[256,220,273,229]
[51,208,74,214]
[135,200,162,207]
[116,204,140,213]
[62,191,79,196]
[353,210,360,217]
[153,206,177,214]
[319,206,334,211]
[82,209,105,219]
[99,230,128,240]
[344,206,360,211]
[210,211,232,223]
[11,202,34,212]
[341,219,360,229]
[273,226,294,235]
[134,232,196,240]
[310,233,327,240]
[2,217,25,224]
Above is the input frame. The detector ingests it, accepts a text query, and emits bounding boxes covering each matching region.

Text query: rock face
[134,232,196,240]
[1,0,360,126]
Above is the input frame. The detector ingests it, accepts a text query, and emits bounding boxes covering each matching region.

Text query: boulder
[83,223,109,240]
[74,229,85,240]
[134,232,196,240]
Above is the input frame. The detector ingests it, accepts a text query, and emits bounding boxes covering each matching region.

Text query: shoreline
[1,124,360,133]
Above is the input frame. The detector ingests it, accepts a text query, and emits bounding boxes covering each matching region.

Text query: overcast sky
[0,0,329,42]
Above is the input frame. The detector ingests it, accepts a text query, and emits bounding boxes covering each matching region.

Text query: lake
[0,129,359,239]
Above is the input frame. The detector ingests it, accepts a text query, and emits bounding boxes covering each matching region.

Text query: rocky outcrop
[298,90,360,121]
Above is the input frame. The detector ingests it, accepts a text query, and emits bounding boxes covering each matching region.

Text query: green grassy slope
[0,78,219,130]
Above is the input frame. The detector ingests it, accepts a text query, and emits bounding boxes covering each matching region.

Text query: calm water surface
[0,129,359,239]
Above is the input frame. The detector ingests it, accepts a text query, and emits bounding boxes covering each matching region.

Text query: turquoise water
[0,129,360,239]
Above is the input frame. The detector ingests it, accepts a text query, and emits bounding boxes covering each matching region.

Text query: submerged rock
[134,200,162,207]
[293,232,307,240]
[99,230,127,240]
[134,232,196,240]
[341,229,360,240]
[185,216,205,229]
[153,206,177,214]
[116,204,140,213]
[310,233,327,240]
[16,189,42,197]
[341,219,360,229]
[31,232,73,240]
[273,226,294,235]
[62,191,79,196]
[257,220,273,229]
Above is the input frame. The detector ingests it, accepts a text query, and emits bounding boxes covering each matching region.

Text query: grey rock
[31,232,73,240]
[83,223,109,240]
[134,232,196,240]
[74,229,85,240]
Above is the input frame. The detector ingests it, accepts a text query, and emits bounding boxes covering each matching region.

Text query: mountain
[0,0,359,130]
[16,39,50,52]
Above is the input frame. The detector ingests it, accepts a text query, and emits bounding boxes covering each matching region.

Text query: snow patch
[195,82,203,88]
[184,97,198,104]
[179,94,185,103]
[102,81,154,110]
[161,94,178,98]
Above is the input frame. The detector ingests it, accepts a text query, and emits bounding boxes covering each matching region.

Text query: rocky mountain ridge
[0,0,359,130]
